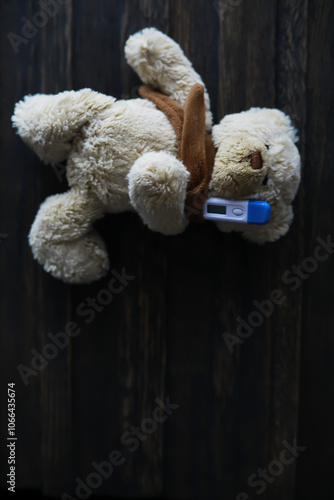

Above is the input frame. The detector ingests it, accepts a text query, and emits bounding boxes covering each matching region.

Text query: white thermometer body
[203,198,271,225]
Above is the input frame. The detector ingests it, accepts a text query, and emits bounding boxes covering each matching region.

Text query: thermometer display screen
[207,204,226,215]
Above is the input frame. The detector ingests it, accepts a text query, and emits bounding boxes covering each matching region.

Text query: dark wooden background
[1,1,333,499]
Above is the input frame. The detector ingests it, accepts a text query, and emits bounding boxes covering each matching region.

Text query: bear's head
[210,108,301,242]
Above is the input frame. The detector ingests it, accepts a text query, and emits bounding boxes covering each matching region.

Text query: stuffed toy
[12,28,301,284]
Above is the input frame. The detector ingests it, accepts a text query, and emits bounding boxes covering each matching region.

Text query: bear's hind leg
[29,189,109,284]
[125,28,212,131]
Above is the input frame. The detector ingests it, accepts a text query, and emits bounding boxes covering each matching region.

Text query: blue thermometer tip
[247,201,271,225]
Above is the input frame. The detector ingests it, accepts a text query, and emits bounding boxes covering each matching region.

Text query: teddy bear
[12,28,301,284]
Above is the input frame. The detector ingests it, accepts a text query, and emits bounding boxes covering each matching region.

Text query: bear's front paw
[128,152,190,235]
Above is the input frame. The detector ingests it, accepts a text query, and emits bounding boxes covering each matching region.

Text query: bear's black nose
[249,151,263,170]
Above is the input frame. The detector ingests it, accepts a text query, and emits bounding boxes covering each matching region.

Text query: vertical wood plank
[217,0,276,116]
[69,2,127,496]
[0,0,73,496]
[296,2,334,498]
[164,3,221,499]
[267,1,308,499]
[116,2,170,497]
[0,0,43,489]
[211,3,279,500]
[69,1,169,497]
[35,1,74,496]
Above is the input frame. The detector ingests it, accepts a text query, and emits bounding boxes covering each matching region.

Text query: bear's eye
[262,175,269,186]
[265,144,270,150]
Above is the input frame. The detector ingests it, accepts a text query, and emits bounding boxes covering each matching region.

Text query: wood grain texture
[296,1,334,499]
[164,5,220,499]
[37,1,74,495]
[115,4,169,496]
[211,3,277,500]
[0,1,333,499]
[69,3,125,497]
[267,2,308,499]
[0,0,44,490]
[69,1,169,497]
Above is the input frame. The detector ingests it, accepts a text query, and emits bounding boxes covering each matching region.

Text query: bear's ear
[247,108,299,143]
[212,120,229,147]
[213,107,299,147]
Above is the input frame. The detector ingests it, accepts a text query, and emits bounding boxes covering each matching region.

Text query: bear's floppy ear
[212,120,229,148]
[213,108,299,147]
[247,108,299,143]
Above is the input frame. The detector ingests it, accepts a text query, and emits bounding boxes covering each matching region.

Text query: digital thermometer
[203,198,271,225]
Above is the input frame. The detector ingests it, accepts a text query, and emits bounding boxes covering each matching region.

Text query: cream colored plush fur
[12,28,300,284]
